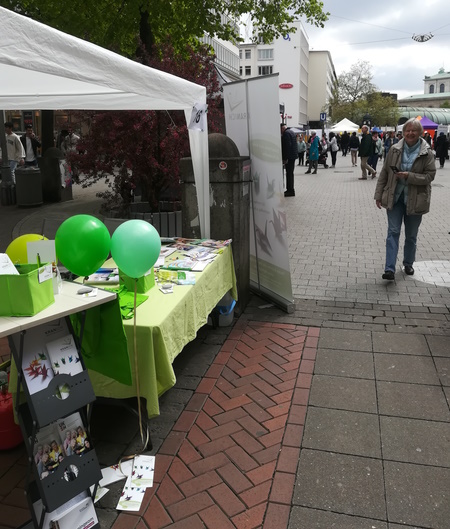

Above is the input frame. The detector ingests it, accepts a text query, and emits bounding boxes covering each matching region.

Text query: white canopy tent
[0,7,210,236]
[329,118,359,133]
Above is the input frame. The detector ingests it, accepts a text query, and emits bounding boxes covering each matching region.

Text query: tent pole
[0,111,14,206]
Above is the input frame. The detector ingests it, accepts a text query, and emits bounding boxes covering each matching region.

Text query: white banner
[224,76,294,312]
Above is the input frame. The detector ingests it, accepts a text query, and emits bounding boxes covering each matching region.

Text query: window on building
[245,66,251,76]
[239,49,242,59]
[258,66,273,76]
[245,49,251,59]
[429,85,435,94]
[239,66,242,76]
[258,49,274,60]
[440,83,445,93]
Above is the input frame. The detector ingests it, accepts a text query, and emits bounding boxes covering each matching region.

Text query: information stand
[1,283,116,529]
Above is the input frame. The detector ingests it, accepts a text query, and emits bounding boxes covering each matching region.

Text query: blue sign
[320,112,327,121]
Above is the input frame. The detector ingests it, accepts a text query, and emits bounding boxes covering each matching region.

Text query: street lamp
[362,113,371,128]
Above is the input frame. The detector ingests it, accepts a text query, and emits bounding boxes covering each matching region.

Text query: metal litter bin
[15,166,43,206]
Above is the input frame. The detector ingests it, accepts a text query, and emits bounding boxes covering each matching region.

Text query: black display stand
[10,315,101,529]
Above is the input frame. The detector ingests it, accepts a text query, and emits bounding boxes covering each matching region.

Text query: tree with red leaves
[69,40,223,215]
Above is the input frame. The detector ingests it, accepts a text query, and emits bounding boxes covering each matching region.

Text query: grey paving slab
[374,354,441,385]
[388,525,424,529]
[293,449,386,519]
[384,461,450,529]
[289,506,388,529]
[434,356,450,386]
[309,375,378,413]
[425,334,450,357]
[318,328,372,351]
[302,407,381,458]
[380,416,450,466]
[377,381,450,421]
[372,331,430,355]
[314,349,374,379]
[444,386,450,407]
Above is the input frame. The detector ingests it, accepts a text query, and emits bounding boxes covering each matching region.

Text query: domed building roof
[398,107,450,125]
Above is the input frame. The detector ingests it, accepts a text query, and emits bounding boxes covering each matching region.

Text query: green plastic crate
[0,264,55,316]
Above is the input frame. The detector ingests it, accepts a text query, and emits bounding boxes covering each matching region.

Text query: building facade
[307,50,337,129]
[398,68,450,108]
[202,12,241,84]
[238,21,310,128]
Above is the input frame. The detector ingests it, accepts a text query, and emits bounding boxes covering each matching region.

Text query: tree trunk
[136,8,154,59]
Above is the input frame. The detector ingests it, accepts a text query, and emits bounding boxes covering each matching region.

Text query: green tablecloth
[87,246,237,418]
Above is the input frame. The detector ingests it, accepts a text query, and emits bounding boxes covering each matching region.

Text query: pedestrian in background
[281,124,297,197]
[349,131,360,166]
[20,124,41,167]
[340,131,349,156]
[368,130,383,173]
[358,125,377,180]
[384,131,398,159]
[434,132,449,169]
[297,134,306,166]
[374,118,435,281]
[305,131,319,174]
[329,131,338,168]
[0,121,25,183]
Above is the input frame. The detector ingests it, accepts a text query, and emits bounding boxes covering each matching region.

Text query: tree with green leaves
[329,61,399,128]
[67,41,223,214]
[5,0,328,57]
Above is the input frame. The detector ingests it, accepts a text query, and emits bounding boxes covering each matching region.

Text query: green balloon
[111,220,161,279]
[55,215,110,277]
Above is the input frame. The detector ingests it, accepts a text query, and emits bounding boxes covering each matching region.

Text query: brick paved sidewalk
[111,320,318,529]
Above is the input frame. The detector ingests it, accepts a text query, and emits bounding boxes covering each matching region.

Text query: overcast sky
[302,0,450,100]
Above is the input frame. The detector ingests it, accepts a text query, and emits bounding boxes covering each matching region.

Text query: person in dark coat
[435,132,449,169]
[281,124,298,197]
[20,124,41,166]
[340,131,350,156]
[358,125,377,180]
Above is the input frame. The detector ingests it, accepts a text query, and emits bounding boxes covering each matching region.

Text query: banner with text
[224,76,294,312]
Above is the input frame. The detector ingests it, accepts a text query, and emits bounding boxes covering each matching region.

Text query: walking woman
[374,118,435,280]
[349,131,360,167]
[329,132,338,168]
[305,132,319,174]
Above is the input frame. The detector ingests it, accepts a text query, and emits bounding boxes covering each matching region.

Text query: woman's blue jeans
[385,199,422,272]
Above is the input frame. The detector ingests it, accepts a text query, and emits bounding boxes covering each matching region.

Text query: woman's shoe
[382,270,395,280]
[404,265,414,275]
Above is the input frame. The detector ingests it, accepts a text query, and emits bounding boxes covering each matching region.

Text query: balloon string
[133,279,144,445]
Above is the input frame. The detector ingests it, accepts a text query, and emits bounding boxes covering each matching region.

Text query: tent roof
[0,7,206,111]
[330,118,359,132]
[417,115,438,128]
[0,7,210,237]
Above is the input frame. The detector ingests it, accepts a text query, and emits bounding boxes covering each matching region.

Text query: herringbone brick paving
[110,320,318,529]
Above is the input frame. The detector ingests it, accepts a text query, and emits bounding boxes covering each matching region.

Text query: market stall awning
[330,118,359,132]
[0,7,210,236]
